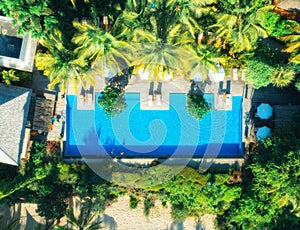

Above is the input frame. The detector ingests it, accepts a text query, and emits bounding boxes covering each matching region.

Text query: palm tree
[187,44,218,80]
[269,66,296,88]
[209,3,273,54]
[72,21,131,74]
[132,42,190,81]
[166,0,215,36]
[35,30,95,94]
[65,206,102,230]
[281,25,300,64]
[112,0,155,42]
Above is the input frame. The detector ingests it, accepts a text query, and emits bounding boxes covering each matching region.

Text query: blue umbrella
[256,126,272,141]
[257,103,273,119]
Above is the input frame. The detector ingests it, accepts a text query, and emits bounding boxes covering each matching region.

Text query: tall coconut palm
[35,30,95,94]
[166,0,215,36]
[281,25,300,64]
[65,206,102,230]
[187,44,218,81]
[132,42,191,81]
[269,65,296,88]
[209,4,273,54]
[112,1,155,42]
[72,21,131,74]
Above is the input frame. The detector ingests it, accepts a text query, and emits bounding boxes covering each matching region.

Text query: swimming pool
[65,93,243,158]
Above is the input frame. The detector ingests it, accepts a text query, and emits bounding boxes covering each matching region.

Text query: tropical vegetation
[0,0,299,229]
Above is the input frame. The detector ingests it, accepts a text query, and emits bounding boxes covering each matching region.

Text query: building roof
[0,16,37,72]
[0,83,32,165]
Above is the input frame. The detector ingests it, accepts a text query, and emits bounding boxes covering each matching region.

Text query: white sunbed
[232,68,238,81]
[226,94,231,106]
[156,94,162,105]
[87,93,93,106]
[241,69,246,81]
[78,95,85,106]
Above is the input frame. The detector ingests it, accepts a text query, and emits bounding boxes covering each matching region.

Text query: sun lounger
[232,68,238,81]
[241,69,246,81]
[156,94,162,105]
[226,94,231,106]
[78,95,85,106]
[87,93,93,106]
[148,95,153,107]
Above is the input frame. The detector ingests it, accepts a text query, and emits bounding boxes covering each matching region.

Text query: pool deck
[64,72,254,167]
[125,75,190,110]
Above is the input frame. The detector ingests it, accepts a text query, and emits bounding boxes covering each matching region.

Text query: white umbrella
[256,126,272,141]
[208,64,225,82]
[257,103,273,120]
[138,68,150,80]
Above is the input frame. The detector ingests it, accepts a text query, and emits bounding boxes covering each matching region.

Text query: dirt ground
[0,196,216,230]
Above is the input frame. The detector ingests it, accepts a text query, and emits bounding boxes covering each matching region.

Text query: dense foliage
[98,85,126,118]
[217,127,300,229]
[186,93,211,120]
[0,0,298,90]
[0,0,300,228]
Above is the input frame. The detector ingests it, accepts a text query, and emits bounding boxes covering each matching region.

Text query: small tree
[186,94,211,120]
[98,85,126,118]
[244,60,273,89]
[1,69,19,85]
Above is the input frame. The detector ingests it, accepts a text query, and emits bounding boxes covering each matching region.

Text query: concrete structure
[0,16,37,72]
[0,83,32,165]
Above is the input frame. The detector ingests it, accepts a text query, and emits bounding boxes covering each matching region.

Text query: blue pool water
[65,93,243,158]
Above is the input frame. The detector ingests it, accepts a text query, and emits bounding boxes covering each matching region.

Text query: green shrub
[171,204,189,222]
[129,195,140,209]
[245,60,273,89]
[262,12,293,37]
[143,195,155,217]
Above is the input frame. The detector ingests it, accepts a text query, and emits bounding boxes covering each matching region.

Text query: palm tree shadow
[189,81,205,95]
[103,214,117,230]
[107,73,130,90]
[167,221,183,230]
[0,203,22,229]
[24,209,41,229]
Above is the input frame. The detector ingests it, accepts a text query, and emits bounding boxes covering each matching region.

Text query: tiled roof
[0,83,31,165]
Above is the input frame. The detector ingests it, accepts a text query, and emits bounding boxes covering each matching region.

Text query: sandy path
[102,196,215,230]
[0,196,215,230]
